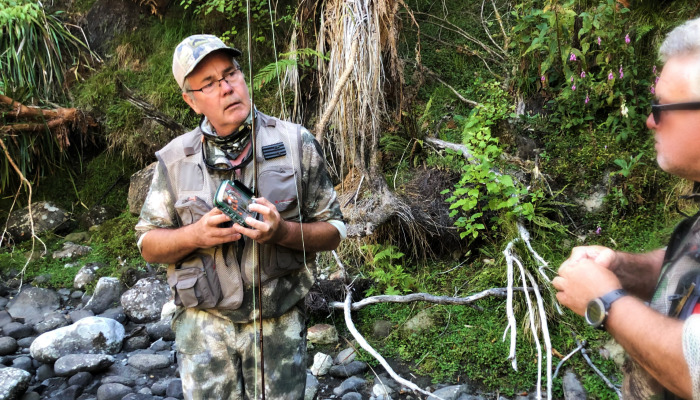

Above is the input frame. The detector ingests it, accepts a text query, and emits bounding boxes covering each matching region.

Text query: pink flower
[608,72,614,80]
[585,94,589,104]
[655,76,660,84]
[597,37,602,46]
[650,85,655,94]
[541,75,545,82]
[625,33,630,44]
[569,52,577,61]
[619,66,624,79]
[572,84,576,91]
[580,71,586,78]
[595,226,602,235]
[570,76,574,82]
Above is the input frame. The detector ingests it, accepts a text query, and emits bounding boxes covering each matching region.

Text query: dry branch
[552,343,583,379]
[0,94,95,144]
[425,137,477,163]
[576,337,622,399]
[329,287,530,311]
[116,80,186,133]
[315,39,359,144]
[342,289,446,400]
[480,0,506,56]
[414,11,506,61]
[416,64,479,107]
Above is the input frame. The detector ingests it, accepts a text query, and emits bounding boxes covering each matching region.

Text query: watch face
[585,298,606,328]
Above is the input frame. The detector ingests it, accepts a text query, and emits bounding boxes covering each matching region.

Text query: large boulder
[120,277,171,324]
[30,316,124,363]
[7,287,61,325]
[76,205,119,229]
[0,367,32,400]
[84,0,146,55]
[128,162,156,215]
[5,202,69,244]
[84,277,123,314]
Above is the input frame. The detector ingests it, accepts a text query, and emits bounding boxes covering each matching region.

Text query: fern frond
[253,58,298,90]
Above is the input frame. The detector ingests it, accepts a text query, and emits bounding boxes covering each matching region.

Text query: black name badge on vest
[262,142,286,160]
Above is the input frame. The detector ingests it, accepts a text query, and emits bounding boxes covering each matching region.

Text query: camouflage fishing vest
[623,212,700,400]
[156,112,315,321]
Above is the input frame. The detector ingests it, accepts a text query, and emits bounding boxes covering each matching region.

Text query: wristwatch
[585,289,628,329]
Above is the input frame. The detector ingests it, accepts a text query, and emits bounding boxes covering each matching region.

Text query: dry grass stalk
[315,0,404,176]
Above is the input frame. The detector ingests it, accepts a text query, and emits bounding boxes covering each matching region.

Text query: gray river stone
[120,277,170,324]
[333,376,367,397]
[0,367,32,400]
[30,316,125,363]
[54,353,115,376]
[7,286,61,325]
[97,382,133,400]
[0,337,18,356]
[128,353,170,372]
[329,360,368,378]
[84,277,122,314]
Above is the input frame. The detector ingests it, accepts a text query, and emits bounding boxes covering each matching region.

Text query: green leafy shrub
[361,244,417,295]
[441,82,551,242]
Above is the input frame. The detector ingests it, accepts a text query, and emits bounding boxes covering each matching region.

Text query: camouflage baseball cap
[172,34,242,90]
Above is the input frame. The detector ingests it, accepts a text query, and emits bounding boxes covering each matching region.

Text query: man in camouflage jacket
[553,18,700,400]
[135,34,345,400]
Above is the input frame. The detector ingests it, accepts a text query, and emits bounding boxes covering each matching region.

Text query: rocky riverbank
[0,202,590,400]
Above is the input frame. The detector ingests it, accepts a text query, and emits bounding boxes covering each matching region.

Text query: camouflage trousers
[172,306,307,400]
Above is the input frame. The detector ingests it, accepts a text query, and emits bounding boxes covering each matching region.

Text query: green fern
[252,48,328,90]
[253,58,299,90]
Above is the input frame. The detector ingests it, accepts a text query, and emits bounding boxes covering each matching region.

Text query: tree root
[0,94,97,149]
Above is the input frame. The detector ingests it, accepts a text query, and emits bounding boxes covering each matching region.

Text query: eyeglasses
[185,67,240,95]
[651,99,700,125]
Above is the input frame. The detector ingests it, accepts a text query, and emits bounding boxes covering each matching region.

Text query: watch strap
[600,289,628,310]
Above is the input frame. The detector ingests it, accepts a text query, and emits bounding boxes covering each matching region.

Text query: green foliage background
[1,0,699,398]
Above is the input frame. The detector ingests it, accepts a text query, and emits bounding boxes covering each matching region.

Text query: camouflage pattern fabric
[135,115,344,250]
[683,314,700,399]
[173,306,307,400]
[136,111,344,399]
[135,112,344,321]
[623,214,700,400]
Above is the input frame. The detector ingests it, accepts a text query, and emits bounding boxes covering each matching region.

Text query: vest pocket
[258,167,298,213]
[167,252,222,309]
[174,196,211,226]
[260,243,307,282]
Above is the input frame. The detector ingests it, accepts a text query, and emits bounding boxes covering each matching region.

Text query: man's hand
[140,207,242,264]
[552,258,623,316]
[191,207,243,247]
[234,197,287,244]
[231,196,341,252]
[567,245,618,269]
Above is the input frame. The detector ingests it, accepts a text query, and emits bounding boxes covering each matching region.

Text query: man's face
[647,56,700,181]
[182,51,251,136]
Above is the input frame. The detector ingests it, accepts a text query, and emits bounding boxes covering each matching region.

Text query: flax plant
[0,0,97,193]
[0,1,96,102]
[315,0,404,177]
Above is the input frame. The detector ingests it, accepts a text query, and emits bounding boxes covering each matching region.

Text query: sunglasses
[651,99,700,125]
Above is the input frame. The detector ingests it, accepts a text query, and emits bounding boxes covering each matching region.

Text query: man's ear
[182,92,202,114]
